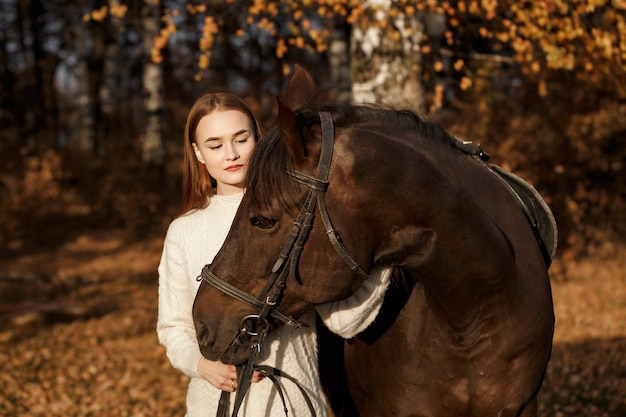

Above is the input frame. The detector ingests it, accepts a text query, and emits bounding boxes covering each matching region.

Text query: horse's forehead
[334,132,357,171]
[333,122,391,157]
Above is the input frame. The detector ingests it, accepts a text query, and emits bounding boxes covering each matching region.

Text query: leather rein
[198,112,369,417]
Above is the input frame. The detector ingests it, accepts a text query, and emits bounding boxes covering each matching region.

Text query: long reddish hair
[179,92,261,215]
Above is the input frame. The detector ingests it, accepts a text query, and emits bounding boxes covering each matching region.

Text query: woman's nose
[225,143,239,160]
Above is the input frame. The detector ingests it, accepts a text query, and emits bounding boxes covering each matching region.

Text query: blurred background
[1,1,624,416]
[1,0,625,259]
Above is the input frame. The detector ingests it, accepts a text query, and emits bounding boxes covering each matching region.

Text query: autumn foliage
[4,1,624,266]
[82,1,626,93]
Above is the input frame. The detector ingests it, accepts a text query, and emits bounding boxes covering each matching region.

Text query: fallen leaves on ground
[1,232,625,416]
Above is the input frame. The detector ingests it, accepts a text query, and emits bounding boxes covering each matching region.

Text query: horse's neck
[378,148,519,298]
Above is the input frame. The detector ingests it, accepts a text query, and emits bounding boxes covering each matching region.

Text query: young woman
[156,92,391,417]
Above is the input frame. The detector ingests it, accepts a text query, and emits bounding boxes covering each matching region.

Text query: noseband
[197,112,369,417]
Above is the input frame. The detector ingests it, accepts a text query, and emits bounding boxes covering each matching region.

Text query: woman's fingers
[251,370,266,383]
[198,358,240,391]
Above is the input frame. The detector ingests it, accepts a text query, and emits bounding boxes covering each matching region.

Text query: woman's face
[192,109,257,195]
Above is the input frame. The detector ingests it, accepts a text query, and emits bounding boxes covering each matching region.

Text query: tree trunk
[17,0,57,150]
[73,19,96,152]
[0,5,16,130]
[101,0,125,145]
[141,0,165,167]
[327,17,352,103]
[350,0,425,113]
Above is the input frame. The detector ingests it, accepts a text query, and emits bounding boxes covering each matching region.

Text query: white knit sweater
[157,192,390,417]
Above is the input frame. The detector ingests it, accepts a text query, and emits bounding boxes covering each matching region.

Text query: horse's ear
[285,64,318,112]
[277,97,306,165]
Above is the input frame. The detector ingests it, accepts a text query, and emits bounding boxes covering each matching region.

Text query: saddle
[453,139,558,266]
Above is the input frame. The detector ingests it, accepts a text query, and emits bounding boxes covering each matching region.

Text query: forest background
[0,1,625,416]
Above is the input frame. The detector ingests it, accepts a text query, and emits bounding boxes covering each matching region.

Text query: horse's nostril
[195,321,213,348]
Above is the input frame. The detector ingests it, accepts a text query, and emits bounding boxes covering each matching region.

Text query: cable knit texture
[315,267,391,339]
[157,192,390,417]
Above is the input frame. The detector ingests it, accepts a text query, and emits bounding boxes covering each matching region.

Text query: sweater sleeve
[315,266,392,339]
[156,232,203,379]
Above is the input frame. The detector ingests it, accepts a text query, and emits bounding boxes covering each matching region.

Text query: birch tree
[141,0,165,166]
[350,0,425,110]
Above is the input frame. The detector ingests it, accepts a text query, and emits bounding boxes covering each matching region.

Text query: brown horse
[193,66,556,417]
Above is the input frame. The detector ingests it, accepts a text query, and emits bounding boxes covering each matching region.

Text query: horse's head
[192,66,380,364]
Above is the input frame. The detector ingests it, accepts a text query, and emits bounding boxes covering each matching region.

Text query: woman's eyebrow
[231,129,249,138]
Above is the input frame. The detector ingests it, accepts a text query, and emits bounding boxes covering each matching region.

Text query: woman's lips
[225,164,243,172]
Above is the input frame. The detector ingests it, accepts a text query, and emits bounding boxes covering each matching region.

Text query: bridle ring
[239,314,269,336]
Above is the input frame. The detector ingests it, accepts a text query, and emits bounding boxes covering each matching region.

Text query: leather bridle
[197,111,369,417]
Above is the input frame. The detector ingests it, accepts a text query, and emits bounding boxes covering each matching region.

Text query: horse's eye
[250,216,276,229]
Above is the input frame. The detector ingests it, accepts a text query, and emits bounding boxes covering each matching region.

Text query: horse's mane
[325,103,457,148]
[247,102,457,212]
[246,122,302,213]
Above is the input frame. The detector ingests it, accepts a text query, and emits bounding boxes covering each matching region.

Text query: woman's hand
[198,357,264,392]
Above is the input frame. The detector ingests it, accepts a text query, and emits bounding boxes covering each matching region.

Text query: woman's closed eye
[209,135,249,150]
[234,134,250,143]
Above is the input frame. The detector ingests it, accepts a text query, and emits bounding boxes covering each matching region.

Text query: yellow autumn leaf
[198,53,210,70]
[110,5,128,18]
[151,50,163,64]
[538,80,547,97]
[459,76,472,90]
[531,61,541,73]
[276,38,287,58]
[496,32,510,43]
[434,84,444,108]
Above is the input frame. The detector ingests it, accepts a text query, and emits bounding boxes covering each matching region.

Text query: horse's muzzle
[195,315,274,365]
